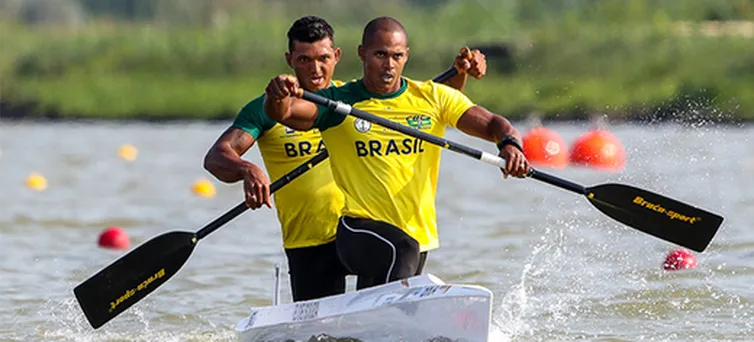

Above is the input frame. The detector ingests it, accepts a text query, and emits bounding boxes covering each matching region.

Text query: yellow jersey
[312,77,476,252]
[232,80,346,249]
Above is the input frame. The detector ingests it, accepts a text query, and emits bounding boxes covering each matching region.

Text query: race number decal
[373,293,403,307]
[244,310,258,328]
[372,285,452,307]
[403,285,449,300]
[292,301,320,321]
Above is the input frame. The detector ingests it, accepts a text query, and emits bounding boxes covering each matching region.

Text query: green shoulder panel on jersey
[231,95,277,139]
[313,79,408,131]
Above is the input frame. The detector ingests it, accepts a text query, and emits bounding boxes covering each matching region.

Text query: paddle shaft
[299,91,586,195]
[432,67,459,83]
[431,47,473,83]
[196,149,329,240]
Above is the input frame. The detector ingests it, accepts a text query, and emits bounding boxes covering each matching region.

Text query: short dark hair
[361,16,407,47]
[287,16,335,52]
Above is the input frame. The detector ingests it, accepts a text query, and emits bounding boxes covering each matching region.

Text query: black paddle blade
[585,183,723,252]
[74,231,197,329]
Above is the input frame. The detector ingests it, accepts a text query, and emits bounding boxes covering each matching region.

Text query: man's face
[286,37,341,91]
[358,30,409,93]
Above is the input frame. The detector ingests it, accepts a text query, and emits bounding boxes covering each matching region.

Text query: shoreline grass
[2,1,753,122]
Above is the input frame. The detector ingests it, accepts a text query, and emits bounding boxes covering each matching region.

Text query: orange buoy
[522,127,569,169]
[569,129,626,171]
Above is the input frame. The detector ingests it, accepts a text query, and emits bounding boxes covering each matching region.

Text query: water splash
[17,295,236,342]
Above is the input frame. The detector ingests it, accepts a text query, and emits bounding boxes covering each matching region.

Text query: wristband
[496,135,523,152]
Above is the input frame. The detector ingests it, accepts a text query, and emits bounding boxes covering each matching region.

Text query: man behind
[263,17,530,290]
[204,16,487,301]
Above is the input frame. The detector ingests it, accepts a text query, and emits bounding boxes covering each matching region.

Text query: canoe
[235,273,493,341]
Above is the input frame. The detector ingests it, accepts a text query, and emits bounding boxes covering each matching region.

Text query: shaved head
[358,16,410,94]
[361,16,407,48]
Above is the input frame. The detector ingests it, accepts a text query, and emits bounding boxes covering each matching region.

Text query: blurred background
[1,0,753,122]
[1,1,753,341]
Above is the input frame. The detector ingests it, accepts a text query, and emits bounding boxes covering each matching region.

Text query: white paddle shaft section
[479,151,507,168]
[332,102,352,115]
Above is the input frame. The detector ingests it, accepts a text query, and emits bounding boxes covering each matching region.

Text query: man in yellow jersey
[263,17,530,290]
[204,16,488,301]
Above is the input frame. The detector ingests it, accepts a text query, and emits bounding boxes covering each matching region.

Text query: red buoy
[98,227,130,250]
[569,130,626,171]
[522,127,569,169]
[663,249,697,271]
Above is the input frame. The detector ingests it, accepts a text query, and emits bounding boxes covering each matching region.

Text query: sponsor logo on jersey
[406,115,432,130]
[354,118,372,133]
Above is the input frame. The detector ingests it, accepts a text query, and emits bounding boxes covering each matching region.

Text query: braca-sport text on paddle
[297,90,724,253]
[74,150,329,329]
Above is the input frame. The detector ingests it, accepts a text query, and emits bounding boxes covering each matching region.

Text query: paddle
[296,90,724,253]
[74,150,330,329]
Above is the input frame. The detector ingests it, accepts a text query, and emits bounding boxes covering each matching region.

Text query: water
[1,121,752,341]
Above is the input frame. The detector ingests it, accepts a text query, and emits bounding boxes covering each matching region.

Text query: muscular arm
[456,105,529,177]
[455,105,522,144]
[203,127,257,183]
[263,95,321,131]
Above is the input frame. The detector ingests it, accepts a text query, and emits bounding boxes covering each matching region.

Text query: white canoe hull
[235,274,493,342]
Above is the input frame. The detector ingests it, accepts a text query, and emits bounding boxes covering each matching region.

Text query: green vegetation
[1,0,753,121]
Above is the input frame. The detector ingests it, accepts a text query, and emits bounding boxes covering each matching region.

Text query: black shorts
[284,240,350,302]
[336,216,428,290]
